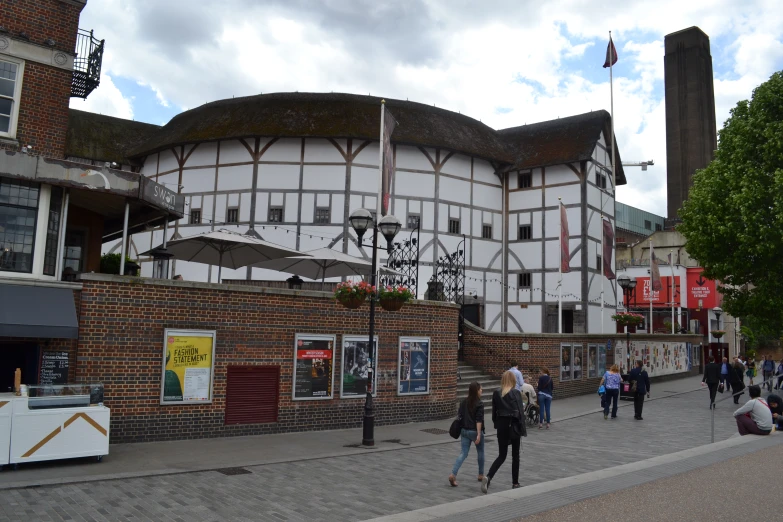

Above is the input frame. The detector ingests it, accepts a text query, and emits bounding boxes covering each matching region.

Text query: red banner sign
[632,276,679,306]
[686,268,718,309]
[297,350,332,360]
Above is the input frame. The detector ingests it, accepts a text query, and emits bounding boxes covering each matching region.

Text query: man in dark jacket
[629,361,651,420]
[702,356,721,409]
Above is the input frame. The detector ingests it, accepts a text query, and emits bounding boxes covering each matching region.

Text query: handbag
[449,401,464,439]
[598,384,606,395]
[718,383,725,393]
[510,391,527,439]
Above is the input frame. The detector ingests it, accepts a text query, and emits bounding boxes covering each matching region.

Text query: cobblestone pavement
[0,388,743,522]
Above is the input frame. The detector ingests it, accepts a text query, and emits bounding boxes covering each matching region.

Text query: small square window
[655,223,662,231]
[314,207,330,224]
[482,224,492,239]
[518,225,532,240]
[644,220,652,230]
[269,207,283,223]
[518,172,532,189]
[190,209,201,225]
[448,218,460,234]
[596,255,602,271]
[595,171,607,189]
[407,214,420,230]
[518,273,531,288]
[226,207,239,224]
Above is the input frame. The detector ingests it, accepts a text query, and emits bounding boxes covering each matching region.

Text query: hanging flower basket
[711,330,726,339]
[334,281,374,310]
[612,312,645,328]
[378,285,414,312]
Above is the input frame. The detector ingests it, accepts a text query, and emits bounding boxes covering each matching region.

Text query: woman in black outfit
[482,370,526,494]
[730,358,746,404]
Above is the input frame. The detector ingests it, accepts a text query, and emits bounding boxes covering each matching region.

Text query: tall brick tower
[664,27,718,220]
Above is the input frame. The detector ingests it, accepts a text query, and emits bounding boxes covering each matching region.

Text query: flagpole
[377,101,385,222]
[649,239,653,333]
[671,249,675,334]
[600,215,604,334]
[558,197,563,334]
[608,31,617,334]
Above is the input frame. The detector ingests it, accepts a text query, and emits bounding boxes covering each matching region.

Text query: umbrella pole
[218,251,223,283]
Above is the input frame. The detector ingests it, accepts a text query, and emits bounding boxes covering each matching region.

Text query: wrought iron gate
[380,225,420,296]
[428,235,467,360]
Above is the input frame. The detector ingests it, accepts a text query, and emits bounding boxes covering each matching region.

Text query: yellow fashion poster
[161,329,215,404]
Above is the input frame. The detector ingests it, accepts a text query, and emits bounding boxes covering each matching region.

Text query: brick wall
[76,275,460,443]
[1,0,84,53]
[463,323,703,399]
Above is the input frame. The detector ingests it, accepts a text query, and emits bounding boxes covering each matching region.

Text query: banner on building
[686,267,718,309]
[635,276,680,306]
[602,219,615,280]
[341,335,378,398]
[398,337,430,395]
[161,329,215,405]
[560,202,571,273]
[381,106,397,216]
[293,334,335,401]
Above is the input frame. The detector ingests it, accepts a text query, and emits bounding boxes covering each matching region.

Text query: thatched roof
[65,109,160,164]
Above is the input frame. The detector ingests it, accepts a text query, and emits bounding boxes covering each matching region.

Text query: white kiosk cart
[1,384,109,469]
[0,397,10,467]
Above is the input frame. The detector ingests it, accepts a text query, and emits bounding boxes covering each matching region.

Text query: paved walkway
[0,374,772,521]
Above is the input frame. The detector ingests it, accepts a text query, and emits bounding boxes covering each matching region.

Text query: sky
[70,0,783,217]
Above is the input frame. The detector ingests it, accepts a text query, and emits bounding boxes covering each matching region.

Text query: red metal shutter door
[225,366,280,425]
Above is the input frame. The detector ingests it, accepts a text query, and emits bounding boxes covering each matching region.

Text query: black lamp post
[712,306,723,358]
[349,208,401,446]
[286,275,303,290]
[617,275,637,372]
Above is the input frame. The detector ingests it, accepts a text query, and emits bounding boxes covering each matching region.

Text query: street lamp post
[349,209,401,446]
[617,275,637,372]
[712,306,723,358]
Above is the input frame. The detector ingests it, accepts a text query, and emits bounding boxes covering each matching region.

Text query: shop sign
[634,276,680,306]
[293,334,335,401]
[398,337,430,395]
[341,335,378,398]
[160,329,215,405]
[686,268,718,309]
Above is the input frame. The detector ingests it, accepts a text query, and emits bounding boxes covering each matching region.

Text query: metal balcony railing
[71,29,104,99]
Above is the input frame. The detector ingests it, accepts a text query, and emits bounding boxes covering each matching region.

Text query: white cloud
[68,72,134,119]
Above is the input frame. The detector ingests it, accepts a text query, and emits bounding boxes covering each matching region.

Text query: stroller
[523,391,539,426]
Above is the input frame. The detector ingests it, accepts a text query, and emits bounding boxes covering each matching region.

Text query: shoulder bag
[449,401,464,439]
[510,391,527,439]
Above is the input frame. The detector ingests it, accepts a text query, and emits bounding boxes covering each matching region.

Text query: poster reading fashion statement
[587,345,598,378]
[293,334,335,400]
[161,329,215,405]
[341,336,378,398]
[572,345,583,379]
[398,337,430,395]
[560,344,572,381]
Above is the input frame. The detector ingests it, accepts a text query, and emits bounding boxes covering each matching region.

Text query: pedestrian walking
[509,361,524,391]
[536,368,553,429]
[761,355,775,391]
[449,382,485,487]
[629,361,651,420]
[733,385,773,436]
[482,371,526,494]
[599,364,622,419]
[730,357,746,404]
[702,356,721,409]
[775,359,783,390]
[746,357,756,385]
[719,356,731,391]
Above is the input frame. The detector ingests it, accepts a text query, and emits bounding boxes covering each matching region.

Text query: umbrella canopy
[141,229,306,281]
[251,247,402,287]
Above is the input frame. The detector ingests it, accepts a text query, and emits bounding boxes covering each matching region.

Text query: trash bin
[619,374,634,401]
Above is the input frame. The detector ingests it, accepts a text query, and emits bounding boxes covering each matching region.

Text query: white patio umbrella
[251,247,403,289]
[141,229,306,282]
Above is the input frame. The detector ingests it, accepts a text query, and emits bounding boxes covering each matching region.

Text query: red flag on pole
[560,202,571,273]
[603,36,618,68]
[602,219,615,280]
[380,106,397,216]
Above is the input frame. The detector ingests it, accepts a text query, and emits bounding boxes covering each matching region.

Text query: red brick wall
[1,0,84,52]
[76,276,460,443]
[463,323,703,399]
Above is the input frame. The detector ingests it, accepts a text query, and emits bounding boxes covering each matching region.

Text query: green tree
[678,71,783,335]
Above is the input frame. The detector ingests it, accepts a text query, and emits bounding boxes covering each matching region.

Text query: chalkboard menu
[39,351,69,385]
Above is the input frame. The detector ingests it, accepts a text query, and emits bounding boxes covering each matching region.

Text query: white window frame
[0,55,25,140]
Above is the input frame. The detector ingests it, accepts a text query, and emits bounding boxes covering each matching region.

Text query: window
[448,218,460,234]
[63,230,85,273]
[518,272,531,288]
[655,223,662,231]
[269,207,283,222]
[314,207,330,224]
[595,171,607,189]
[43,186,63,276]
[0,59,21,136]
[406,214,420,230]
[596,255,602,271]
[0,178,39,273]
[226,207,239,224]
[518,172,532,188]
[644,219,652,230]
[518,225,532,240]
[190,209,201,225]
[482,224,492,239]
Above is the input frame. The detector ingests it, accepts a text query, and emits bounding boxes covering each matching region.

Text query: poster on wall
[341,335,378,398]
[598,346,607,375]
[587,345,598,378]
[293,334,335,401]
[161,329,215,405]
[398,337,430,395]
[572,345,583,379]
[560,344,572,381]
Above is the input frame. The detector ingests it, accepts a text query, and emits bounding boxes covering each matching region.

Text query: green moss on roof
[65,109,160,164]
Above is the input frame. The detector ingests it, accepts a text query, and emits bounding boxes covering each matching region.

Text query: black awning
[0,284,78,339]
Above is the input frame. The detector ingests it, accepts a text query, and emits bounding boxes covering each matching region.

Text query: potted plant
[334,280,374,309]
[611,312,645,328]
[711,330,726,339]
[378,285,414,311]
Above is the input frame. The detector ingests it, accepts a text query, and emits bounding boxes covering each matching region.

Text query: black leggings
[488,420,520,484]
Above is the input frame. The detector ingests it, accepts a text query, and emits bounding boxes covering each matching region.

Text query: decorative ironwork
[380,225,419,296]
[71,29,104,99]
[429,235,466,304]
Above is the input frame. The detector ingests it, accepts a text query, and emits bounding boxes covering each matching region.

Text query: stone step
[457,378,500,391]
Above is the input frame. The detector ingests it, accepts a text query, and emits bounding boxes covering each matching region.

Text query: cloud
[68,72,134,119]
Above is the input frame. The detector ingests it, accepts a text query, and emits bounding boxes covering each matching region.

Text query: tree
[678,71,783,335]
